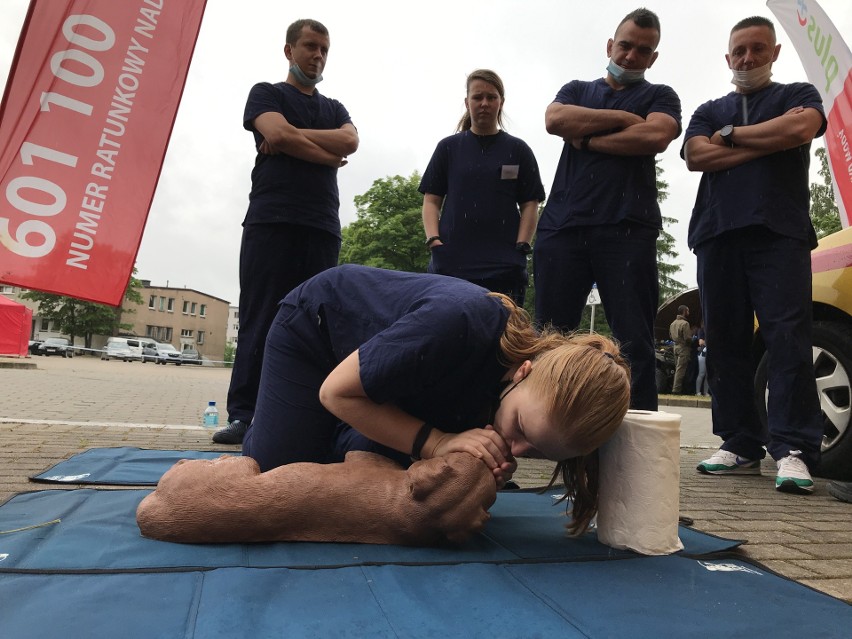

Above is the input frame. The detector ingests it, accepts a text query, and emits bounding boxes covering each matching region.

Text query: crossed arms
[545,103,679,155]
[253,111,359,167]
[683,106,823,173]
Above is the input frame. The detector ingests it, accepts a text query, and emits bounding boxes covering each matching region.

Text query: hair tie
[603,352,614,360]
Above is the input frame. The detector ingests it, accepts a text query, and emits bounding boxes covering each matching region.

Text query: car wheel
[754,321,852,480]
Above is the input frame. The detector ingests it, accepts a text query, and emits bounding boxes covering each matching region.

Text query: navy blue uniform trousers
[241,301,408,472]
[696,226,822,469]
[534,221,659,411]
[226,223,340,425]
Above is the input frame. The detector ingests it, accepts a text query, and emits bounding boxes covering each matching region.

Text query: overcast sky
[2,0,851,305]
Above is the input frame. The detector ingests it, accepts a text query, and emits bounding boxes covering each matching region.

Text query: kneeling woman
[243,265,630,534]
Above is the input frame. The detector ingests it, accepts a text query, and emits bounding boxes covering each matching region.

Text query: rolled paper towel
[596,409,684,555]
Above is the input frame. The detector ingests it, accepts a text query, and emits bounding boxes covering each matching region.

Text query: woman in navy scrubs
[420,69,545,307]
[243,265,630,534]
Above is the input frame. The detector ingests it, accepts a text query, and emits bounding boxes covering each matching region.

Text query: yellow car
[754,226,852,480]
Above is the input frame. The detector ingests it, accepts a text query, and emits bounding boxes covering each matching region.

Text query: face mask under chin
[606,58,646,85]
[731,62,773,91]
[290,63,323,87]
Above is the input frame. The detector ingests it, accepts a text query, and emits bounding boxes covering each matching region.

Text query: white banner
[768,0,852,227]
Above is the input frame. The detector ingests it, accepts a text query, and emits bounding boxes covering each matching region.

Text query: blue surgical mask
[606,58,646,85]
[290,63,323,87]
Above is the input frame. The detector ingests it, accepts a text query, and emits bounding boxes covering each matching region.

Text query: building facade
[1,281,230,363]
[226,305,239,347]
[132,282,230,363]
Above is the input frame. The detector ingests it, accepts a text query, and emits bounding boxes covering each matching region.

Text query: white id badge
[501,164,520,180]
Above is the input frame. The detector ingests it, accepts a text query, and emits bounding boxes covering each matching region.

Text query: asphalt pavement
[1,354,850,604]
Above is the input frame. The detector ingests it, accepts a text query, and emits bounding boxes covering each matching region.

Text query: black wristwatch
[425,235,441,248]
[720,124,735,147]
[515,241,532,255]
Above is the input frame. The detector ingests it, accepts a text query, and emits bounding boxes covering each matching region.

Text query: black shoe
[827,481,852,503]
[212,420,249,444]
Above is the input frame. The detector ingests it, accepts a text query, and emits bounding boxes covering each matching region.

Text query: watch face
[721,124,733,137]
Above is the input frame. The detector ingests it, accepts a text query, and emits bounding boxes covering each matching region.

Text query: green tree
[22,270,144,350]
[810,147,842,239]
[656,161,686,304]
[339,173,429,272]
[223,341,236,368]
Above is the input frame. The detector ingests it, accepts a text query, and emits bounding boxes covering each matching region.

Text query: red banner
[0,0,207,305]
[769,0,852,228]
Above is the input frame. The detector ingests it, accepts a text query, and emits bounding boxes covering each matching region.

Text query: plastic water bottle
[203,401,219,428]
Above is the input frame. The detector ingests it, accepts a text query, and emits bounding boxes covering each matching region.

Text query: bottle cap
[208,401,216,406]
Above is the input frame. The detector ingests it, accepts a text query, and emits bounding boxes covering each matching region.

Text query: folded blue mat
[31,447,236,485]
[0,489,739,571]
[2,560,849,638]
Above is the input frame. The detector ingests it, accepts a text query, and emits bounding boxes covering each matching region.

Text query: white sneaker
[697,449,761,475]
[776,451,814,494]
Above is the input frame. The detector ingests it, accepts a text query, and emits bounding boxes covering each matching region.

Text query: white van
[103,337,149,361]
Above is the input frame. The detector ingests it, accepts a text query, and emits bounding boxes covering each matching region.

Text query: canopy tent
[0,295,32,356]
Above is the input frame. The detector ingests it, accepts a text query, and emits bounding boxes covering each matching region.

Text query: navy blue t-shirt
[243,82,353,237]
[538,78,682,231]
[419,130,546,280]
[284,265,510,432]
[683,82,825,249]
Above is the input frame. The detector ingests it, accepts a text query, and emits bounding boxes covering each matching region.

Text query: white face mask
[731,62,772,91]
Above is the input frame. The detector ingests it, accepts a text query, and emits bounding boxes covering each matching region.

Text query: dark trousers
[533,221,659,410]
[696,227,822,469]
[466,274,528,308]
[241,303,408,471]
[226,223,340,425]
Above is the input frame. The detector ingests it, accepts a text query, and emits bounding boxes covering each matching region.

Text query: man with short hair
[534,7,681,411]
[669,305,691,394]
[683,16,824,494]
[214,19,358,444]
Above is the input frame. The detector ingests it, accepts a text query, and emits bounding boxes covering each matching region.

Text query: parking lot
[1,354,229,426]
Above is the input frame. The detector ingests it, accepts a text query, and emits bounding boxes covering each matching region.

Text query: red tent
[0,295,32,356]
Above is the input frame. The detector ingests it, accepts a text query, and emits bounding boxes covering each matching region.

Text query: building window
[182,301,189,314]
[159,296,166,311]
[197,330,205,345]
[164,327,173,342]
[146,325,156,338]
[167,298,174,312]
[149,295,156,309]
[190,302,197,315]
[0,285,14,294]
[181,329,193,338]
[41,318,50,331]
[200,304,207,317]
[234,311,239,320]
[233,323,239,331]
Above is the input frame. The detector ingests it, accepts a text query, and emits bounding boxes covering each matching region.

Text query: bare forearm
[684,136,771,172]
[517,200,539,243]
[587,121,674,156]
[254,112,344,166]
[545,103,644,139]
[422,194,443,240]
[727,107,823,152]
[302,125,359,157]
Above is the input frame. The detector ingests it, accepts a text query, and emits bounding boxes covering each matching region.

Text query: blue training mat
[30,447,237,485]
[0,489,739,571]
[1,488,847,638]
[1,560,850,638]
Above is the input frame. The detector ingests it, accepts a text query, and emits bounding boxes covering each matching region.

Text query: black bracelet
[411,422,434,460]
[425,235,441,247]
